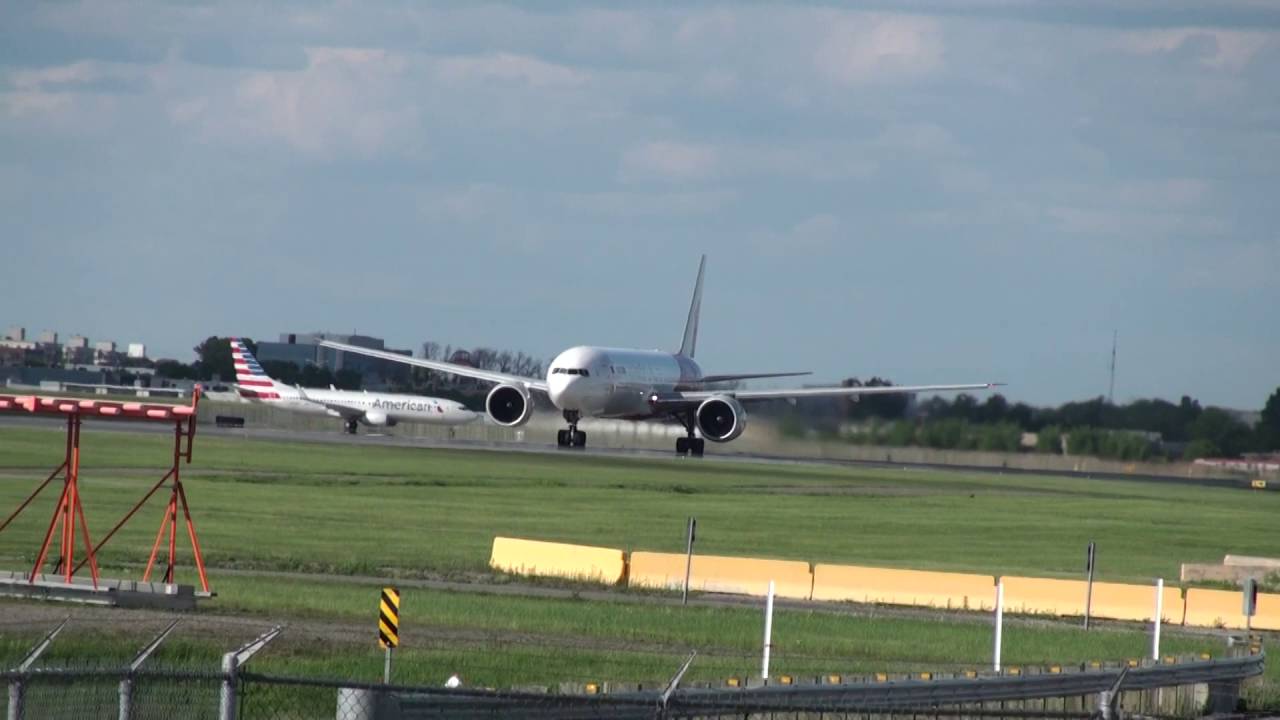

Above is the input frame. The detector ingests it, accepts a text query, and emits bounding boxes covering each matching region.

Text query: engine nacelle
[361,410,395,427]
[696,396,746,443]
[486,384,534,427]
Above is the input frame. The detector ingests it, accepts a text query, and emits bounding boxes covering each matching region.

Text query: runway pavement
[0,414,1267,491]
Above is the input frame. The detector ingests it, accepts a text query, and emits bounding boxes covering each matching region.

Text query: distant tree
[1036,425,1064,454]
[192,336,248,382]
[155,359,197,380]
[843,377,909,420]
[335,369,362,390]
[1189,408,1252,458]
[977,394,1009,424]
[1183,438,1217,461]
[422,341,441,361]
[1256,387,1280,452]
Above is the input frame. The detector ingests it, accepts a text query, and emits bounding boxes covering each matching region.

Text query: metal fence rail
[1,653,1265,719]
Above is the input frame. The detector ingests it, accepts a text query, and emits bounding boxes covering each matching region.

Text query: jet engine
[486,384,534,427]
[695,396,746,442]
[361,410,395,427]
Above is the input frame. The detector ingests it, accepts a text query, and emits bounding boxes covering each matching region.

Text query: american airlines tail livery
[321,256,1000,455]
[230,339,478,434]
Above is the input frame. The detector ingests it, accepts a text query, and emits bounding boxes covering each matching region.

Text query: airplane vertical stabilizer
[679,255,706,358]
[229,338,286,400]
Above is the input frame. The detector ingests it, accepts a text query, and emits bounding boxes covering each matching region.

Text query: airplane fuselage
[546,346,704,419]
[276,388,478,425]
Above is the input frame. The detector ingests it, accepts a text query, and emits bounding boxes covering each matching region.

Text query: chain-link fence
[1,651,1264,720]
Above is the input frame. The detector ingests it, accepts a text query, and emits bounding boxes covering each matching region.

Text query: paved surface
[0,415,1263,491]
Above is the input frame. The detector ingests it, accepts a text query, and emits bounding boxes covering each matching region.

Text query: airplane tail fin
[678,254,706,358]
[229,338,286,400]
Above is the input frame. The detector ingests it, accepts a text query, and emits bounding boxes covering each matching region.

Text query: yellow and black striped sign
[378,586,400,649]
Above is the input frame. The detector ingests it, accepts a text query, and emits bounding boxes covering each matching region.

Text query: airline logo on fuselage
[372,398,443,414]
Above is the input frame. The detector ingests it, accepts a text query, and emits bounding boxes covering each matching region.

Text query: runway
[0,414,1267,492]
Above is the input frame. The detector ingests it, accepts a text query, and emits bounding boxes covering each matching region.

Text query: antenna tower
[1107,330,1117,404]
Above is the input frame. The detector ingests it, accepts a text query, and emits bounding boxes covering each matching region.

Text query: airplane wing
[693,371,812,385]
[318,340,550,392]
[665,382,1002,404]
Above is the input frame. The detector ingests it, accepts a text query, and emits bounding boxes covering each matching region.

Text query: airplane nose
[548,375,581,409]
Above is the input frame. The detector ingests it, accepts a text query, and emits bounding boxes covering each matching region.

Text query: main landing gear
[674,411,705,457]
[557,410,586,449]
[344,418,359,435]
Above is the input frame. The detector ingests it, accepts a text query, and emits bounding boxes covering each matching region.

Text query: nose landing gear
[557,410,586,448]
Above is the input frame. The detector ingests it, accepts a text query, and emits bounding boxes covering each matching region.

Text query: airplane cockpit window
[580,369,590,377]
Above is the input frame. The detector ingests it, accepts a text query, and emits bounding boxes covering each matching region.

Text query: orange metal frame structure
[0,388,209,593]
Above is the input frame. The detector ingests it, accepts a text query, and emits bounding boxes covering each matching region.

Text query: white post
[219,653,238,720]
[994,579,1004,672]
[1152,578,1164,661]
[762,580,775,680]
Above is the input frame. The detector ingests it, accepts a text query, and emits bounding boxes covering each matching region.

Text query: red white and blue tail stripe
[229,338,282,400]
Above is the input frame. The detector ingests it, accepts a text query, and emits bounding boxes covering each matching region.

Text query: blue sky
[2,1,1277,408]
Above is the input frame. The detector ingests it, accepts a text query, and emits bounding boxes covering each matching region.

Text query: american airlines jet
[230,339,478,434]
[320,257,999,455]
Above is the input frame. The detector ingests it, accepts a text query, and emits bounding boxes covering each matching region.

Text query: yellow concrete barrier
[628,551,812,599]
[1089,582,1185,624]
[489,537,626,584]
[1184,588,1248,629]
[810,564,996,610]
[1002,577,1089,617]
[1256,592,1280,631]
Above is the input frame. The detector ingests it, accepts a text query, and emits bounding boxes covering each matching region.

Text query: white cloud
[751,213,848,255]
[185,47,421,157]
[620,141,719,182]
[434,52,588,88]
[553,189,735,217]
[1115,28,1274,71]
[813,13,943,85]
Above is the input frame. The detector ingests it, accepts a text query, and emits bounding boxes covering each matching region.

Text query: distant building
[65,335,89,349]
[38,330,58,345]
[127,343,147,359]
[255,332,411,389]
[4,326,25,342]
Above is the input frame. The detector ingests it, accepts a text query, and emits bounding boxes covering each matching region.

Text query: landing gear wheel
[345,419,359,435]
[559,410,585,449]
[674,410,704,457]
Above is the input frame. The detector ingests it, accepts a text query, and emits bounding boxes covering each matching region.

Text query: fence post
[9,618,68,720]
[993,579,1004,672]
[761,580,775,680]
[682,517,696,606]
[1152,578,1163,661]
[219,652,239,720]
[120,619,180,720]
[1084,541,1096,630]
[220,626,283,720]
[7,677,23,720]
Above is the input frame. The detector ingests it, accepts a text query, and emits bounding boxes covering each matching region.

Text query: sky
[2,1,1277,409]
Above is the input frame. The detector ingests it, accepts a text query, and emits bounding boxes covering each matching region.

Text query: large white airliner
[230,339,478,433]
[320,257,999,455]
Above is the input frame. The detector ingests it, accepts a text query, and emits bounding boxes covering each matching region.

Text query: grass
[0,572,1239,686]
[0,425,1275,706]
[0,426,1275,582]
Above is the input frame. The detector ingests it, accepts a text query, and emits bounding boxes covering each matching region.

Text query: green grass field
[0,425,1275,704]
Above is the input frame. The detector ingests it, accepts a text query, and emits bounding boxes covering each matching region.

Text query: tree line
[824,381,1280,461]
